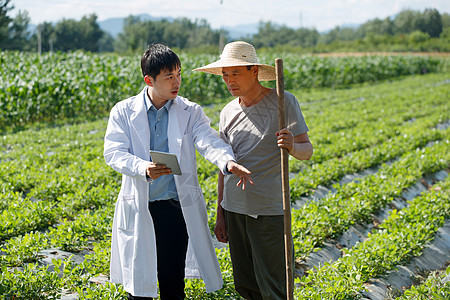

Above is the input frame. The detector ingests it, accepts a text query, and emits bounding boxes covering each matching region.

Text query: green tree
[164,18,190,48]
[420,8,442,37]
[0,0,13,48]
[392,8,442,37]
[115,16,221,53]
[52,14,103,52]
[408,30,430,43]
[186,19,220,48]
[28,22,55,52]
[8,10,30,50]
[359,17,393,36]
[442,13,450,28]
[1,9,30,50]
[318,26,354,45]
[53,18,80,51]
[292,28,320,47]
[440,27,450,39]
[98,32,115,52]
[78,14,104,51]
[115,16,149,53]
[164,17,221,49]
[252,21,296,48]
[393,9,420,35]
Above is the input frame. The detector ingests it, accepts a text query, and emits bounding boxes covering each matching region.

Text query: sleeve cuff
[139,161,151,182]
[222,160,235,175]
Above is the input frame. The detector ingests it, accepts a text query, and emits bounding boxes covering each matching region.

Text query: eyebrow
[222,69,240,75]
[164,68,182,76]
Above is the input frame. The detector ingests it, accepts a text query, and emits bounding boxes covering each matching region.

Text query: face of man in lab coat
[144,66,182,107]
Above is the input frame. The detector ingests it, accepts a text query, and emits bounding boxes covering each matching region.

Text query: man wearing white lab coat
[104,44,252,299]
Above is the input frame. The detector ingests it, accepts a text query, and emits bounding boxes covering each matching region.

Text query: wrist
[288,143,297,155]
[146,173,154,183]
[224,160,235,175]
[227,160,234,171]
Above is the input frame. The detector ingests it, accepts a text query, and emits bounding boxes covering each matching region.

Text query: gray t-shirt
[219,89,309,215]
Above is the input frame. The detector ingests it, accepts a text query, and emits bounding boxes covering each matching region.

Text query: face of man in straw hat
[221,65,260,98]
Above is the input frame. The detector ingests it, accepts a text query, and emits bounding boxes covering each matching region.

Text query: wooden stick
[275,58,294,299]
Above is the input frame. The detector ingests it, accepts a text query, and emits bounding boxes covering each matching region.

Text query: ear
[144,75,154,87]
[252,66,259,79]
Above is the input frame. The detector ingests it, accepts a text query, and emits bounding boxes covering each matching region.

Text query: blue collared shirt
[145,89,179,201]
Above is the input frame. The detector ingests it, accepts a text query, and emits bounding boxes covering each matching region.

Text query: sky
[10,0,450,32]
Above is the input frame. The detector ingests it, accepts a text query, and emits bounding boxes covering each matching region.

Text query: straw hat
[193,41,276,81]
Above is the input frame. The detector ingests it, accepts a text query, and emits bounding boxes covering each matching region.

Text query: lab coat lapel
[168,97,189,157]
[130,88,150,157]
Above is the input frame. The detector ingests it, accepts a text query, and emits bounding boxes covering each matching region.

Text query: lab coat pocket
[117,195,137,232]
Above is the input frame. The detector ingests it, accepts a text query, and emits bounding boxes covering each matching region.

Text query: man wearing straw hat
[194,41,313,299]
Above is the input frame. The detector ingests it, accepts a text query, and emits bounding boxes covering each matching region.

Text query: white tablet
[150,150,182,175]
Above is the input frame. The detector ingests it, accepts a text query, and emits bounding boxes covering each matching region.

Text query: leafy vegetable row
[396,267,450,299]
[295,175,450,299]
[291,139,450,260]
[291,120,450,198]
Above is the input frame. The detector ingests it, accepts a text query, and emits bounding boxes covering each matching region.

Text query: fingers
[227,161,254,190]
[214,225,228,243]
[146,163,173,179]
[276,128,292,136]
[228,161,251,175]
[235,174,254,190]
[229,163,252,177]
[235,175,254,190]
[236,178,243,187]
[245,174,255,186]
[277,128,294,152]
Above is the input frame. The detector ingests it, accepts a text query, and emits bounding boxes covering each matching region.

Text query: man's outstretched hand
[227,161,254,190]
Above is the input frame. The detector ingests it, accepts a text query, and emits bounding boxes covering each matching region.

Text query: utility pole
[37,24,42,55]
[299,11,303,28]
[219,0,224,52]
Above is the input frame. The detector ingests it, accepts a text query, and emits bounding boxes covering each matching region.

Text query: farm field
[0,51,443,132]
[0,52,449,299]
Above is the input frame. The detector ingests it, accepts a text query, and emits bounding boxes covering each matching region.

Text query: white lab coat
[104,87,235,297]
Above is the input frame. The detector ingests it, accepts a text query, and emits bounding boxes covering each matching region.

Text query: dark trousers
[128,199,189,300]
[224,210,288,300]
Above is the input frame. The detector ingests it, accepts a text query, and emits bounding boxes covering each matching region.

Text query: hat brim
[193,58,276,81]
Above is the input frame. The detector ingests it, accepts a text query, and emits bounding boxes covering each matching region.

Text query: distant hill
[223,23,259,39]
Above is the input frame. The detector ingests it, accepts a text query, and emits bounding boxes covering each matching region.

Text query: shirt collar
[144,86,173,112]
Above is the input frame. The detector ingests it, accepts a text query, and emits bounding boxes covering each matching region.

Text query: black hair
[141,44,181,79]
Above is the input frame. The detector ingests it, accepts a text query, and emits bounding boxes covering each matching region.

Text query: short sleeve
[285,92,309,136]
[219,108,229,143]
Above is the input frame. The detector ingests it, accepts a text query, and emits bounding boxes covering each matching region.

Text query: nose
[223,76,233,85]
[174,74,181,85]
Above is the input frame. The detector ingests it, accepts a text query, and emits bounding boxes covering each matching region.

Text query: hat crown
[193,41,275,81]
[220,41,259,64]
